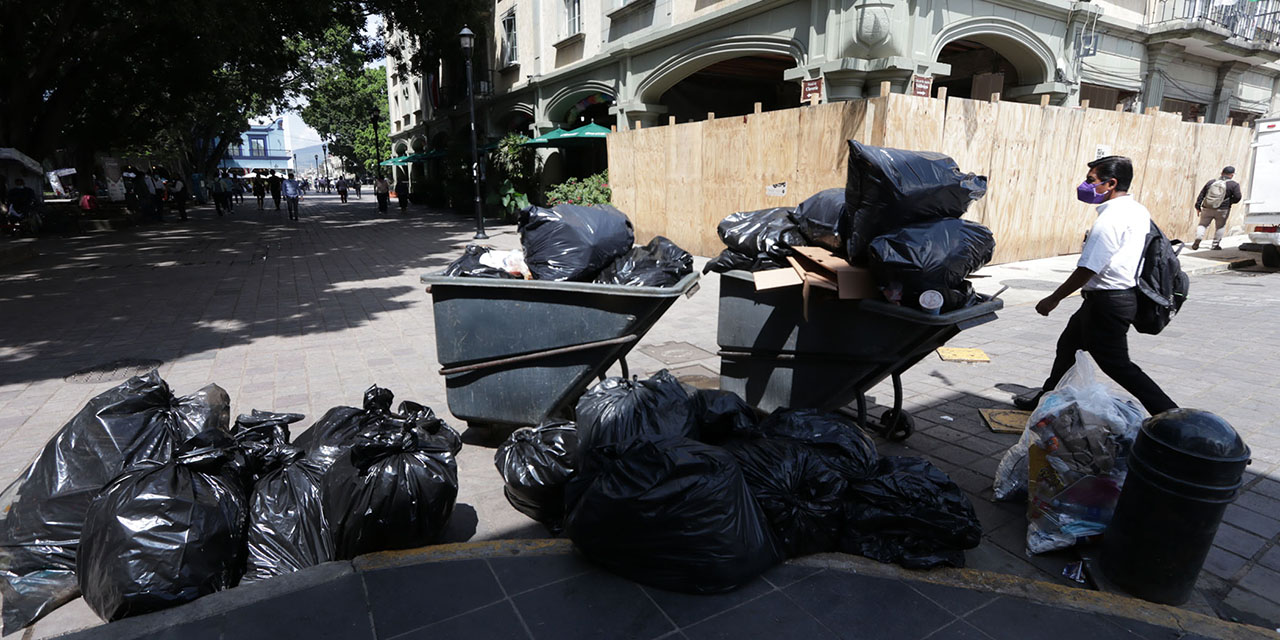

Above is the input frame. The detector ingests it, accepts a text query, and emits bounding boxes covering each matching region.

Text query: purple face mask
[1076,181,1108,204]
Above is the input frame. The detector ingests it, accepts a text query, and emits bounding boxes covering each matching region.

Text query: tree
[301,65,390,175]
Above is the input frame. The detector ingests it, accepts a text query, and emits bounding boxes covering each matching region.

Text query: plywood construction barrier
[606,94,1253,264]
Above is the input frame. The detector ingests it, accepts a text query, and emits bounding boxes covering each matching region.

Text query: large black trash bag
[77,431,249,621]
[844,142,987,262]
[243,444,333,583]
[293,385,416,471]
[840,456,982,569]
[564,436,782,593]
[519,204,635,281]
[703,208,805,274]
[791,189,847,254]
[595,236,693,287]
[574,370,695,458]
[494,421,579,534]
[867,218,995,312]
[0,373,230,634]
[233,410,305,480]
[753,409,879,481]
[321,426,459,559]
[396,400,463,456]
[724,438,848,558]
[689,389,758,445]
[442,244,516,279]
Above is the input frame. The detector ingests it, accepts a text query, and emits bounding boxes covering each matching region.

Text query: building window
[1079,83,1139,111]
[231,142,243,157]
[502,10,519,66]
[1161,97,1207,122]
[564,0,581,36]
[250,137,266,157]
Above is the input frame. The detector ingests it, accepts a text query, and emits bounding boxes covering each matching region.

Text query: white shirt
[1078,195,1150,291]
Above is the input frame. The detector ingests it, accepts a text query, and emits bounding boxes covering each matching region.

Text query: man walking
[374,175,390,213]
[268,172,283,211]
[394,177,410,214]
[283,172,302,220]
[336,176,349,203]
[1014,156,1177,416]
[167,175,188,221]
[1192,165,1243,250]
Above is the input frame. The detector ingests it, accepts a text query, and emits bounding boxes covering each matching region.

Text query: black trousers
[1041,289,1177,415]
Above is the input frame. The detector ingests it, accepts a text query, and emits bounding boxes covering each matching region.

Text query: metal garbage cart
[420,272,700,427]
[716,269,1002,441]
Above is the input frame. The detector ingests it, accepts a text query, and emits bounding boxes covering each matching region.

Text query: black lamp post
[321,144,328,177]
[460,25,488,239]
[371,113,383,177]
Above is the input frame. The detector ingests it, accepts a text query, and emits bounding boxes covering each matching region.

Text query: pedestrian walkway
[1,197,1278,638]
[53,540,1273,640]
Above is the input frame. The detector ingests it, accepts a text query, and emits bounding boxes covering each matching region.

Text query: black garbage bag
[243,445,332,583]
[689,389,757,445]
[0,373,230,634]
[703,208,804,274]
[840,456,983,569]
[519,204,635,281]
[791,189,847,254]
[844,142,987,262]
[396,400,463,457]
[322,426,459,559]
[233,410,305,480]
[595,236,693,287]
[564,436,782,593]
[494,421,579,534]
[442,244,517,279]
[294,385,460,471]
[867,218,995,312]
[724,438,848,558]
[77,431,249,621]
[753,409,879,482]
[574,370,695,458]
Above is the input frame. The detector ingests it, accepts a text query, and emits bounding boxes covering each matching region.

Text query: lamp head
[459,26,475,57]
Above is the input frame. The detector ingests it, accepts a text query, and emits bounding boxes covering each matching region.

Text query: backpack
[1133,221,1189,335]
[1203,179,1228,209]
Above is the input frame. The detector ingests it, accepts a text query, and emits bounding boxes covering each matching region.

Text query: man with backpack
[1014,156,1178,416]
[1192,166,1243,250]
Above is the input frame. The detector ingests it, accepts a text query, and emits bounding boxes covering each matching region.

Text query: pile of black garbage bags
[495,370,982,594]
[444,204,695,288]
[0,373,461,633]
[706,142,996,312]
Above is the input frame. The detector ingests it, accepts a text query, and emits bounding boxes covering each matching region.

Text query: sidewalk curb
[364,539,1275,640]
[1185,257,1258,276]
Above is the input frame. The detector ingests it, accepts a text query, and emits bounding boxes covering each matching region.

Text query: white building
[386,0,1280,192]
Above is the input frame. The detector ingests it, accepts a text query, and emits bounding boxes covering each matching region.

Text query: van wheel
[1264,245,1280,268]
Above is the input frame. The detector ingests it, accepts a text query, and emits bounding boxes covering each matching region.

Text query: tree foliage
[301,65,390,175]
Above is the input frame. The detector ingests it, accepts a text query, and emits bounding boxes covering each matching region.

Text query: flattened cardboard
[753,267,804,290]
[791,246,878,299]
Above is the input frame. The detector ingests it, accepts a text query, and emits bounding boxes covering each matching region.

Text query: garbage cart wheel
[878,409,915,442]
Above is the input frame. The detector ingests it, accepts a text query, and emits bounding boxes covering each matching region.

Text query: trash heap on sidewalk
[442,204,695,288]
[0,375,461,633]
[993,352,1146,555]
[706,143,995,312]
[494,370,983,594]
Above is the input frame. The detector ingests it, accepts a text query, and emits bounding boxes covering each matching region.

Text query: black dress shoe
[1013,390,1045,411]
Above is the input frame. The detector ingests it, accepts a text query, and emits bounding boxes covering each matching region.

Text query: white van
[1245,115,1280,267]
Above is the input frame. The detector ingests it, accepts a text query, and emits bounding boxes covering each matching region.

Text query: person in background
[268,171,283,211]
[353,178,362,199]
[1192,165,1243,250]
[335,176,349,203]
[5,178,37,228]
[1014,156,1177,416]
[374,174,390,213]
[283,172,302,221]
[252,174,266,210]
[167,174,188,221]
[394,177,410,214]
[212,170,228,216]
[232,174,245,204]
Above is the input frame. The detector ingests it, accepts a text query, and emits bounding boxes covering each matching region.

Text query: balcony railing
[1148,0,1280,47]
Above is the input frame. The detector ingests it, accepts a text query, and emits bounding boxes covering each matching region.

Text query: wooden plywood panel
[1032,105,1089,260]
[939,97,998,226]
[983,101,1045,263]
[631,126,671,243]
[880,93,946,153]
[1142,113,1195,240]
[605,132,636,227]
[748,107,802,210]
[666,121,710,255]
[1226,124,1254,207]
[1188,121,1235,238]
[794,101,862,202]
[701,117,751,256]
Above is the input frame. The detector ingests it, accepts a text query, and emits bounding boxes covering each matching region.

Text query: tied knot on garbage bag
[495,421,579,534]
[992,351,1146,554]
[574,370,696,458]
[0,372,231,634]
[232,410,305,480]
[294,384,461,471]
[77,430,249,622]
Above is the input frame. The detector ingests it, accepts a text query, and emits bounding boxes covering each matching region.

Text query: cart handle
[439,334,639,375]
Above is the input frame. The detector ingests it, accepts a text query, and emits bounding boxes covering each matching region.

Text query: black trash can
[1101,409,1251,605]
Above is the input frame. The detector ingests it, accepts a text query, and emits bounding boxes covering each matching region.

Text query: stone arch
[410,135,428,152]
[636,35,806,104]
[545,81,616,124]
[392,140,411,156]
[930,17,1058,87]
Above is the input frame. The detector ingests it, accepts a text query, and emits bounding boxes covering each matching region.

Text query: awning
[380,155,412,166]
[523,128,568,147]
[523,124,609,147]
[557,123,610,142]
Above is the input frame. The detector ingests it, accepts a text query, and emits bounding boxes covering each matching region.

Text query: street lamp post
[460,26,488,239]
[372,114,383,176]
[321,144,328,178]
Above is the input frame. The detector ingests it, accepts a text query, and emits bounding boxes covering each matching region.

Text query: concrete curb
[1184,256,1258,276]
[365,539,1276,640]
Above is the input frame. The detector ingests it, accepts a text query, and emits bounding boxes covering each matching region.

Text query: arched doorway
[935,40,1021,101]
[544,87,616,183]
[931,19,1057,103]
[657,54,801,122]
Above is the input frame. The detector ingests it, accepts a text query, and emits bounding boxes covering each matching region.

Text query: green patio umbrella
[523,128,568,147]
[557,122,611,142]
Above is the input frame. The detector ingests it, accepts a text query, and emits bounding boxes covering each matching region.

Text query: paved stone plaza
[1,195,1277,637]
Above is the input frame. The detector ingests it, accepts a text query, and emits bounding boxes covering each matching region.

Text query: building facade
[219,118,296,174]
[386,0,1280,190]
